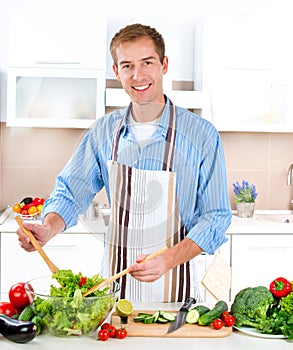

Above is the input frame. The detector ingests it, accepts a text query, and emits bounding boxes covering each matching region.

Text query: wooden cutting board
[111,310,232,338]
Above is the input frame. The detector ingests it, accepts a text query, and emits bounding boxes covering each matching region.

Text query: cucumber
[198,300,228,326]
[156,316,169,323]
[159,311,176,322]
[18,304,35,321]
[143,315,155,324]
[153,311,160,322]
[185,309,200,324]
[133,315,147,322]
[193,305,210,316]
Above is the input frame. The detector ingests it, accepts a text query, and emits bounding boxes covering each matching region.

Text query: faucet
[288,164,293,205]
[287,163,293,186]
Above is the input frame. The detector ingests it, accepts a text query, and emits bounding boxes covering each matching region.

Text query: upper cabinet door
[8,9,107,69]
[202,13,293,132]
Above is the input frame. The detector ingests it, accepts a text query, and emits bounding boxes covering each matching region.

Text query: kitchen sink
[255,213,293,224]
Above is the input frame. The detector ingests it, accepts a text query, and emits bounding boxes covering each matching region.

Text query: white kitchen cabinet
[6,8,107,128]
[230,234,293,300]
[0,232,105,300]
[201,14,293,132]
[6,67,106,128]
[8,9,106,69]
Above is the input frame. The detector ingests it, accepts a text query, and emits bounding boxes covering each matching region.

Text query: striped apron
[101,101,199,302]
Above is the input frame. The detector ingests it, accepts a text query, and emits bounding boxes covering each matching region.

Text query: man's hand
[16,212,65,251]
[128,238,203,282]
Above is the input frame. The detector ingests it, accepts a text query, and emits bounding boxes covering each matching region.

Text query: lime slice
[116,299,134,317]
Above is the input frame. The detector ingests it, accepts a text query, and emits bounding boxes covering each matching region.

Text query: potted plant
[232,180,258,218]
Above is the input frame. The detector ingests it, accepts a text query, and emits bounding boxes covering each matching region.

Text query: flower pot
[236,202,255,218]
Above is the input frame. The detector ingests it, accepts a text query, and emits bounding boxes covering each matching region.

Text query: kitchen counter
[227,210,293,234]
[1,209,293,235]
[0,210,108,234]
[0,302,292,349]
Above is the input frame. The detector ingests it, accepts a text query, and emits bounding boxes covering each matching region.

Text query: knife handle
[180,297,196,312]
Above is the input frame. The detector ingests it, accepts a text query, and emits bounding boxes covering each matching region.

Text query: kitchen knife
[167,297,196,334]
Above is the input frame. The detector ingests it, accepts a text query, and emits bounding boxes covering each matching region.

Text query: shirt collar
[120,95,171,139]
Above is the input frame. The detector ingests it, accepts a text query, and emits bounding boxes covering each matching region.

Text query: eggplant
[20,197,33,206]
[0,314,38,343]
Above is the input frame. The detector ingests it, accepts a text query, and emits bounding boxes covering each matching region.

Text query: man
[17,23,232,302]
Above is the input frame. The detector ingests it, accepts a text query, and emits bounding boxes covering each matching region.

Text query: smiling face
[112,36,168,107]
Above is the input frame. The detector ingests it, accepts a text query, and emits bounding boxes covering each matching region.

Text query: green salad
[33,270,116,336]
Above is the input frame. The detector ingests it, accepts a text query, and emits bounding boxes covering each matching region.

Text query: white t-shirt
[129,113,159,149]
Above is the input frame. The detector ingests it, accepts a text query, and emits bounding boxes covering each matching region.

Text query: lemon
[116,299,134,317]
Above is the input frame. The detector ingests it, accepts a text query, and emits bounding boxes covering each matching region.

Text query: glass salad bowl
[24,274,120,337]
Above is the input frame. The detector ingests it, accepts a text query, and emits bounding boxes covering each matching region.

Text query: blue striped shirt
[43,97,232,254]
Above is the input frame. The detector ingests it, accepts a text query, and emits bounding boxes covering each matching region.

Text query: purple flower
[233,179,258,203]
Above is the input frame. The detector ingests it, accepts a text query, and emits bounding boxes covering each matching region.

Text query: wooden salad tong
[82,245,168,297]
[15,216,60,274]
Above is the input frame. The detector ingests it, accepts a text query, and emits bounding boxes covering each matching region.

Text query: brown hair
[110,23,166,66]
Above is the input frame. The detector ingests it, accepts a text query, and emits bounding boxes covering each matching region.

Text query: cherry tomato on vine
[98,329,109,341]
[212,318,224,330]
[223,314,235,327]
[101,322,111,329]
[222,311,230,319]
[116,327,127,339]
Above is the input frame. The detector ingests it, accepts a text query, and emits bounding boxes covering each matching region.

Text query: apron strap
[162,100,176,171]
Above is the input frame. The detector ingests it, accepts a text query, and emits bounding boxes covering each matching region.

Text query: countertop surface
[1,209,293,234]
[0,302,292,349]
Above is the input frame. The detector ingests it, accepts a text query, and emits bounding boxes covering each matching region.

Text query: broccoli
[231,286,274,330]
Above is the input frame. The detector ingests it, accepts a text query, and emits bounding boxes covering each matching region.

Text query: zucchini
[198,300,228,326]
[18,304,35,321]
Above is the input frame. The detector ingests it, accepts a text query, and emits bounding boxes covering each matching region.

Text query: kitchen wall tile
[1,126,85,167]
[1,123,293,211]
[270,133,293,171]
[269,170,293,209]
[220,132,270,170]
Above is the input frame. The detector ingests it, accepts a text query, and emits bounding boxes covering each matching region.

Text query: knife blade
[167,297,196,334]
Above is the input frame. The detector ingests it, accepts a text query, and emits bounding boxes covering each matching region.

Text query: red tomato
[8,282,33,311]
[20,209,29,216]
[212,318,224,330]
[107,325,117,338]
[98,329,109,341]
[0,302,17,317]
[222,311,230,319]
[116,327,127,339]
[223,314,235,327]
[100,322,116,337]
[101,322,111,330]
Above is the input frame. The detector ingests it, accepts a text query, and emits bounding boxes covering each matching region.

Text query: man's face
[112,36,168,105]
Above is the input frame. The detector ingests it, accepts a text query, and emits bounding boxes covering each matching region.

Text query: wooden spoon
[15,216,60,274]
[83,245,168,297]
